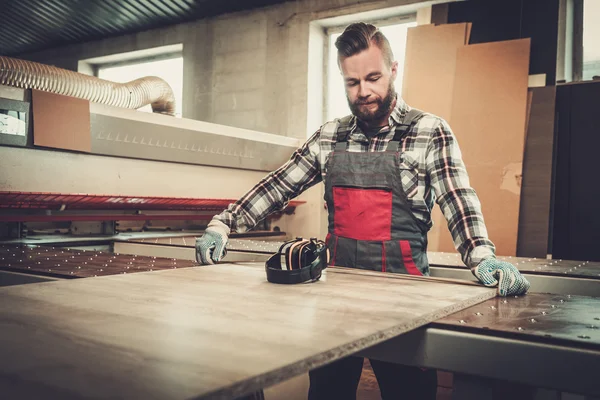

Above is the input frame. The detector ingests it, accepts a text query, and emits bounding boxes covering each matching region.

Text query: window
[583,0,600,80]
[326,19,417,121]
[97,56,184,117]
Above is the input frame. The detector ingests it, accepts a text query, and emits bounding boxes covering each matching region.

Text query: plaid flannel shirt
[215,98,496,269]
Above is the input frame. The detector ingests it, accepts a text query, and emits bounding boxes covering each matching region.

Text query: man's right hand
[195,219,231,265]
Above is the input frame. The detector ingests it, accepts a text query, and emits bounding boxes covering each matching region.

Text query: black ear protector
[265,237,330,284]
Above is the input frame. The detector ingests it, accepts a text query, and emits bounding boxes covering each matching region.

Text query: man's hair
[335,22,394,67]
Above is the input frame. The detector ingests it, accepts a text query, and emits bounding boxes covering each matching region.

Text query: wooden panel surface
[401,23,469,121]
[0,264,494,399]
[551,85,572,260]
[432,39,531,256]
[32,89,91,152]
[569,81,600,261]
[517,86,556,258]
[400,23,469,254]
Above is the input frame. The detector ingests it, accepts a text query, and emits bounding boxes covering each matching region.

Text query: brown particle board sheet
[517,86,556,258]
[32,89,91,152]
[430,38,531,256]
[0,264,494,399]
[401,23,470,121]
[400,23,469,254]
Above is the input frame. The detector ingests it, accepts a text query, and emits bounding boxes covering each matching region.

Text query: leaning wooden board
[0,263,495,400]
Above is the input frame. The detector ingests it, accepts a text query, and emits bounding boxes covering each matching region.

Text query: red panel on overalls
[333,187,392,241]
[323,109,430,276]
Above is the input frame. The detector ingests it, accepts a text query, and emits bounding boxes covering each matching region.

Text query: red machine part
[0,191,304,222]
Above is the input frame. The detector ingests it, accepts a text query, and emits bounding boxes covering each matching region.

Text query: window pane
[98,57,183,117]
[583,0,600,81]
[326,21,417,121]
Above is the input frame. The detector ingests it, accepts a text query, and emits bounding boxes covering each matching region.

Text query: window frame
[581,0,600,81]
[94,51,183,78]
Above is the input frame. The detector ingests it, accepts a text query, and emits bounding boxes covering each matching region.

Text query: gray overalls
[323,108,430,276]
[308,108,438,400]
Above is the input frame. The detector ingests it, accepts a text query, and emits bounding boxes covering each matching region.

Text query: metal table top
[0,244,197,279]
[433,292,600,349]
[428,252,600,280]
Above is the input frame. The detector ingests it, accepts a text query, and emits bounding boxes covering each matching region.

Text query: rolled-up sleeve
[214,130,323,233]
[425,118,496,269]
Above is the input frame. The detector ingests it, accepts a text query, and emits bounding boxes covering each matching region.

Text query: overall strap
[325,115,353,151]
[386,108,425,152]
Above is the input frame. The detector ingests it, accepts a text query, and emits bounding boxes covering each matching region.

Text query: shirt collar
[390,96,409,125]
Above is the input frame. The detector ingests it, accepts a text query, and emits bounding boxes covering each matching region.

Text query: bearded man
[196,22,530,399]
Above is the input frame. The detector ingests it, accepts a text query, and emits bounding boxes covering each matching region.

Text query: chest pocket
[398,152,419,199]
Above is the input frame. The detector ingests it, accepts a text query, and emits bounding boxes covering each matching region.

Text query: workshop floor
[358,361,382,400]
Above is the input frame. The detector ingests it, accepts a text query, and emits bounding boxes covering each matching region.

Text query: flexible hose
[0,56,175,116]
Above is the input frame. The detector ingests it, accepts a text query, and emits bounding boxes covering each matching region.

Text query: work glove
[195,219,230,265]
[472,258,530,296]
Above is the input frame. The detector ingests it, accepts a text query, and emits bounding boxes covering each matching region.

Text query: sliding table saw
[0,243,598,400]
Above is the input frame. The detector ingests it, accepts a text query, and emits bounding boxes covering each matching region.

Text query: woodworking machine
[0,243,599,400]
[0,83,309,244]
[1,83,599,399]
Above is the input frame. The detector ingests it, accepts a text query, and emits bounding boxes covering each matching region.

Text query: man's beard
[348,83,396,126]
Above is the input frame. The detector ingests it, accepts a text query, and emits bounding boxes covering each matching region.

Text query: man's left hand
[472,258,531,296]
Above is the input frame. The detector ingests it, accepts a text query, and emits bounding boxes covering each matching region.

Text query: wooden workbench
[0,262,494,399]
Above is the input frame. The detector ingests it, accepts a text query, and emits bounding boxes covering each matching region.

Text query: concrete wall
[16,0,441,139]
